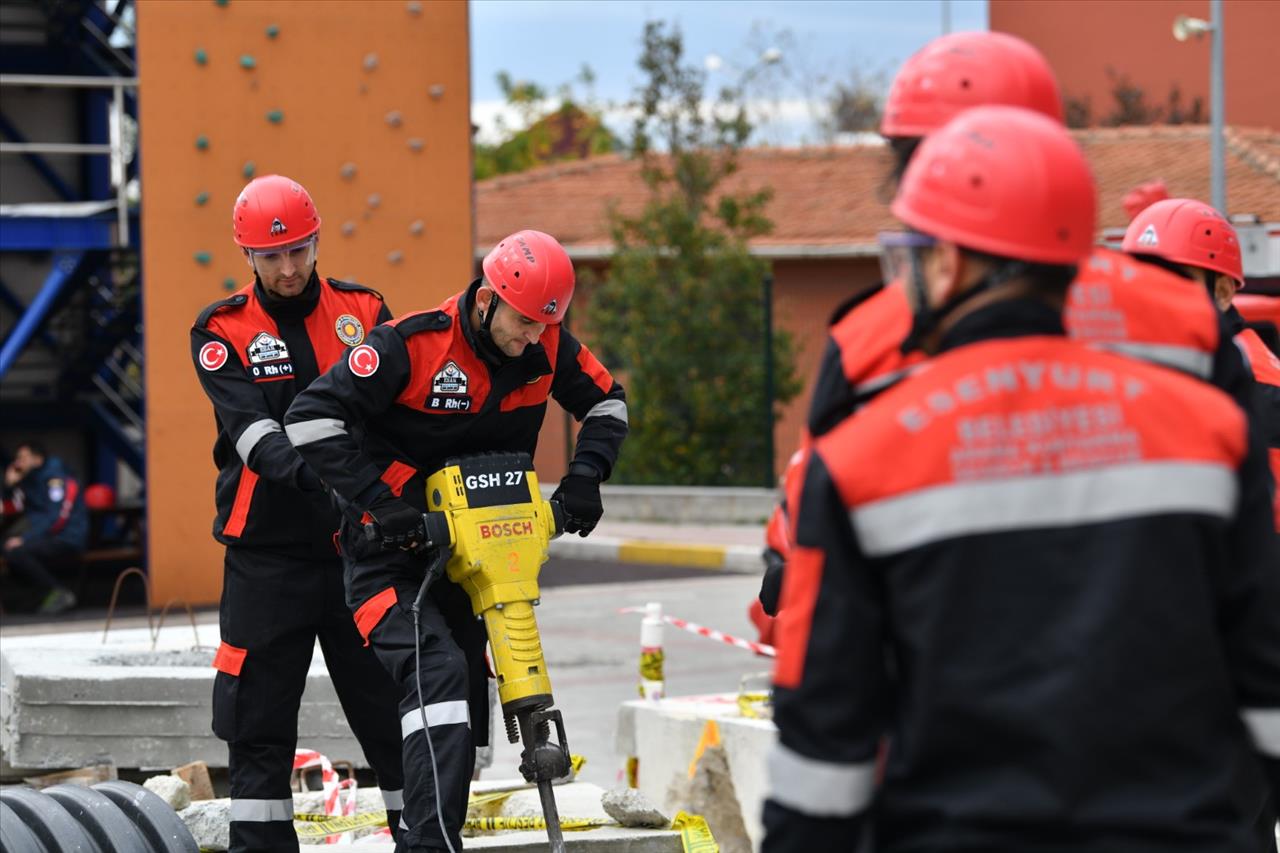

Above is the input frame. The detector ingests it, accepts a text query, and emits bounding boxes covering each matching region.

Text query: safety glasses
[248,235,317,267]
[877,231,936,285]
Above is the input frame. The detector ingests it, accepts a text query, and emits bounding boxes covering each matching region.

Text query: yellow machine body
[424,455,559,711]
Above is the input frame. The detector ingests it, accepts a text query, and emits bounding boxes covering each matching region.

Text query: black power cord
[411,548,457,853]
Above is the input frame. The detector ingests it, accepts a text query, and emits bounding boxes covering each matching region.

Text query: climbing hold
[239,54,256,69]
[340,162,357,180]
[195,135,209,151]
[265,24,279,39]
[242,161,256,178]
[406,1,423,14]
[367,193,381,209]
[194,48,208,65]
[341,221,356,236]
[409,219,425,236]
[194,251,212,266]
[407,137,424,152]
[195,191,210,206]
[385,110,403,128]
[214,0,229,6]
[388,250,404,264]
[428,84,445,99]
[265,109,284,124]
[223,277,238,290]
[358,83,369,95]
[363,53,378,71]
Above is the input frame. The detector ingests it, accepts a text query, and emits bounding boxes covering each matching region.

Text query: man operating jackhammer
[284,230,627,851]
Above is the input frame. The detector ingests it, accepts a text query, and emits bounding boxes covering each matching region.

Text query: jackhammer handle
[362,510,452,550]
[549,500,566,539]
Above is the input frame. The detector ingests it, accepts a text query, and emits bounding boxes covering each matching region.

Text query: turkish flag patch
[348,344,380,377]
[199,340,229,371]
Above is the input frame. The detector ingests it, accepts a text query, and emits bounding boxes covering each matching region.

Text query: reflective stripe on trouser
[352,546,488,853]
[216,547,405,853]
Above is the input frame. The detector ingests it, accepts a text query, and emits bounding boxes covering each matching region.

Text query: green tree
[474,67,618,180]
[585,21,801,486]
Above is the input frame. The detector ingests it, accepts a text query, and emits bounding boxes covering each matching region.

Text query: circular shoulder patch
[335,313,365,346]
[348,344,380,377]
[199,340,229,371]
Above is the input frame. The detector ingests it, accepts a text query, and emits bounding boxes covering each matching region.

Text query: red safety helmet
[1121,197,1243,288]
[481,230,575,323]
[83,483,116,511]
[892,105,1096,265]
[881,31,1063,139]
[233,175,321,250]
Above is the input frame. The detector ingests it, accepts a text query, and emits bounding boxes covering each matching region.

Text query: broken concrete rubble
[601,787,669,828]
[143,773,191,810]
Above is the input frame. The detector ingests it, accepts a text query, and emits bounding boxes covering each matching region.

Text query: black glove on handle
[365,496,427,551]
[552,463,603,537]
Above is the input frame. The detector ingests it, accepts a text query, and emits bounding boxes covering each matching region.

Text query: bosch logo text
[479,521,534,539]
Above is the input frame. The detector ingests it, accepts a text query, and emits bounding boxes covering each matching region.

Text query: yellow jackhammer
[369,452,572,852]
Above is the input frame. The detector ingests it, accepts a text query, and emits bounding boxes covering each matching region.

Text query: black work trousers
[344,528,490,853]
[212,546,406,853]
[3,536,79,593]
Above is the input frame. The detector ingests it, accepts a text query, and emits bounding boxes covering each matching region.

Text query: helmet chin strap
[901,250,1029,355]
[475,290,512,364]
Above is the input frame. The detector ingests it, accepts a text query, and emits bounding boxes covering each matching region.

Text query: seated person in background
[1,441,87,615]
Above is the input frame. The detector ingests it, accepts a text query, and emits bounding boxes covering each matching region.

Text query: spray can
[638,601,665,701]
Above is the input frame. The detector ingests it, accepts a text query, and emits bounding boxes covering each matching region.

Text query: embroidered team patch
[349,344,380,377]
[432,361,468,395]
[335,314,365,346]
[199,340,229,371]
[247,331,290,363]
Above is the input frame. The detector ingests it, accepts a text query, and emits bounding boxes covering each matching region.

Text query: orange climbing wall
[136,0,472,604]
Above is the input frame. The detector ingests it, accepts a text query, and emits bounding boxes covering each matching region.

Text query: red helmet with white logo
[881,31,1063,139]
[481,230,575,323]
[1121,197,1243,288]
[233,175,321,249]
[892,105,1096,265]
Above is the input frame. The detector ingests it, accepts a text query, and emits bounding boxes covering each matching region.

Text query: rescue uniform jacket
[191,273,390,557]
[806,249,1254,440]
[283,280,628,524]
[764,298,1280,853]
[1227,305,1280,528]
[2,457,88,548]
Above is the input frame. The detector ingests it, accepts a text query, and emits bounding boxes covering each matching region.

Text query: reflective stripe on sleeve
[852,462,1238,557]
[766,742,875,818]
[584,397,628,425]
[400,701,470,740]
[381,788,404,810]
[1243,708,1280,757]
[230,798,294,822]
[235,418,283,465]
[285,418,347,446]
[1092,341,1213,380]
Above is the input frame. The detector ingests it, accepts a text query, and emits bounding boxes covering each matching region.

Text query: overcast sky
[470,0,988,145]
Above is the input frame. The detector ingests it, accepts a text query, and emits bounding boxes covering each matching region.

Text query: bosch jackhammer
[366,452,573,853]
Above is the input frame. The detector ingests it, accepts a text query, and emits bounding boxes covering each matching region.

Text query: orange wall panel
[991,0,1279,129]
[137,0,472,604]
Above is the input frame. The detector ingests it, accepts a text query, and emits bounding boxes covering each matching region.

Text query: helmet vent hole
[960,78,971,89]
[513,270,520,278]
[1209,252,1216,258]
[1058,228,1069,241]
[1205,229,1212,236]
[970,175,982,188]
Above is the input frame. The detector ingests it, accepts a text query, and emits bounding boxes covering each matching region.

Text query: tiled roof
[475,126,1280,256]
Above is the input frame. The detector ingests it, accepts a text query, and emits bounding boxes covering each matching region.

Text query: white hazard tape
[620,607,775,657]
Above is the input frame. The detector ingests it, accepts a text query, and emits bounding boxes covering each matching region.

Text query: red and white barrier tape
[620,607,775,658]
[293,748,358,845]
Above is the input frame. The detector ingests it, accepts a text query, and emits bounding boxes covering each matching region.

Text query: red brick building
[476,128,1280,481]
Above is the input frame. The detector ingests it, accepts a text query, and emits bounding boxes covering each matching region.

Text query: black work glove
[552,463,603,537]
[365,495,427,551]
[759,548,785,616]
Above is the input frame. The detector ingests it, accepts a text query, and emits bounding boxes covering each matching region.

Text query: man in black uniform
[764,108,1280,852]
[284,229,628,852]
[192,175,405,853]
[2,441,87,614]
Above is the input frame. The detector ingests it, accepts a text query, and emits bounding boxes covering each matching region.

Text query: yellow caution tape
[464,815,612,832]
[687,720,722,779]
[467,788,517,809]
[737,690,771,719]
[672,811,719,853]
[292,810,386,838]
[639,648,665,684]
[569,753,587,777]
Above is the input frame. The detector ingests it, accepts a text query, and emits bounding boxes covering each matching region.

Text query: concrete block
[143,773,191,810]
[601,787,668,828]
[178,798,230,851]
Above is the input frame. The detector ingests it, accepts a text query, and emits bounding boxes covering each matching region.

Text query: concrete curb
[549,535,762,574]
